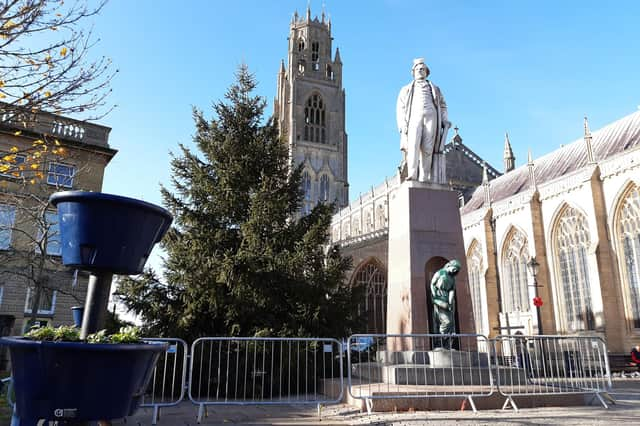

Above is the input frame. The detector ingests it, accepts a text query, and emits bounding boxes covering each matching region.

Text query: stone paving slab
[111,379,640,425]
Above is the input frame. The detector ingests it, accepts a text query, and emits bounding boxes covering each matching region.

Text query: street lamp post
[527,256,543,335]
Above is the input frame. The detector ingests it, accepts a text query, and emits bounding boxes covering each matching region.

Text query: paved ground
[114,378,640,425]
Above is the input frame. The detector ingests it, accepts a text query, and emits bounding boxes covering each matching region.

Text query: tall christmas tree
[117,66,363,341]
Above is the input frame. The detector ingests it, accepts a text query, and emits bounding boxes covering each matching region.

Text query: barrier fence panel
[347,334,494,413]
[493,335,612,410]
[141,338,189,424]
[188,337,344,422]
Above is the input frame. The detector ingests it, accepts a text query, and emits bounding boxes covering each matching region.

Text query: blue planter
[71,306,84,327]
[1,337,168,421]
[49,191,172,275]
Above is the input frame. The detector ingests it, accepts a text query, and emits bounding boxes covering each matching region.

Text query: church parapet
[331,174,400,244]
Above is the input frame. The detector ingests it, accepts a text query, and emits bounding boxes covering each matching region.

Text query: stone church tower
[274,7,349,214]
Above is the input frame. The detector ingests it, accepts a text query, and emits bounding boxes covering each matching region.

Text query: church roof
[461,110,640,214]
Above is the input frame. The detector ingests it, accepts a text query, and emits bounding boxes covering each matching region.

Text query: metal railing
[188,337,344,423]
[141,338,189,424]
[493,335,612,410]
[347,334,493,413]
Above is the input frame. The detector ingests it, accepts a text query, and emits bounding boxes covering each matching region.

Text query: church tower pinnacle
[274,6,349,214]
[503,132,515,173]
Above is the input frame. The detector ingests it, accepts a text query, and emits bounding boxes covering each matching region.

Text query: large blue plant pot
[49,191,172,275]
[1,337,168,421]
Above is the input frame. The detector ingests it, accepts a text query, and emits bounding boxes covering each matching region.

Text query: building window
[353,260,387,334]
[467,241,487,335]
[501,228,530,313]
[0,154,26,178]
[47,162,75,188]
[0,285,4,307]
[376,204,386,229]
[319,174,329,202]
[364,209,373,233]
[43,211,61,256]
[297,38,305,52]
[342,221,349,239]
[24,287,57,315]
[0,205,16,250]
[616,185,640,329]
[304,94,326,144]
[352,217,360,236]
[554,206,595,332]
[311,41,319,70]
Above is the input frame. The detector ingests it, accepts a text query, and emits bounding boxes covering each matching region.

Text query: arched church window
[326,64,333,80]
[616,185,640,329]
[365,209,373,233]
[353,261,387,333]
[297,38,305,52]
[342,221,350,239]
[501,229,530,313]
[304,94,326,144]
[319,174,330,202]
[352,217,360,236]
[376,204,387,229]
[297,59,305,75]
[554,206,595,332]
[311,41,320,70]
[302,170,311,201]
[467,241,487,335]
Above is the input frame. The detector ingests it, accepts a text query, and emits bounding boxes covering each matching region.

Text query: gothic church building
[277,8,640,355]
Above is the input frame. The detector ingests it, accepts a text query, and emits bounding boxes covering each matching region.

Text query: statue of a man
[430,259,461,346]
[396,58,451,183]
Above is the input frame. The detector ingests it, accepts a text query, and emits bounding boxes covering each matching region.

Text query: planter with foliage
[0,191,173,423]
[49,191,173,275]
[1,326,167,422]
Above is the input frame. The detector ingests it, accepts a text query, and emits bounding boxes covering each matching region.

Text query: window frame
[46,161,75,188]
[24,287,57,316]
[0,154,26,178]
[0,204,16,250]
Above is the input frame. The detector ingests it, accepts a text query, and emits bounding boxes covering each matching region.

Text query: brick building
[0,106,115,367]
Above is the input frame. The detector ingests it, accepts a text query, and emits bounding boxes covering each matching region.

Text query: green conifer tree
[116,66,363,341]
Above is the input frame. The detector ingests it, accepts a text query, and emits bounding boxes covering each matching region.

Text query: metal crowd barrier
[347,334,493,413]
[188,337,344,423]
[141,338,189,424]
[492,335,612,411]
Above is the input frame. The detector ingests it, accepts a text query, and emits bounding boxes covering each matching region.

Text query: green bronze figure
[430,259,461,348]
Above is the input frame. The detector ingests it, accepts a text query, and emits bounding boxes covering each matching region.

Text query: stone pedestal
[386,181,472,350]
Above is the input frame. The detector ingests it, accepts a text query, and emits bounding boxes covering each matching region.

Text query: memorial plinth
[386,181,473,350]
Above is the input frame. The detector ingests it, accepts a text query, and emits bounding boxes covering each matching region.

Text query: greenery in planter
[24,325,143,344]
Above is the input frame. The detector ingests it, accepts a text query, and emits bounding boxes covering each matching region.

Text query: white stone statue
[396,58,451,183]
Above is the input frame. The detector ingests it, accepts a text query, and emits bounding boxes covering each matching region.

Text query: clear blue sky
[88,0,639,267]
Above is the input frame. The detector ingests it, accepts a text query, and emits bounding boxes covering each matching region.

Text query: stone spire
[334,47,342,64]
[527,149,537,192]
[584,116,595,164]
[503,132,515,173]
[306,4,311,21]
[279,59,285,74]
[482,162,491,206]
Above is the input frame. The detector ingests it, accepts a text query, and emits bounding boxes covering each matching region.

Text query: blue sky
[88,0,639,268]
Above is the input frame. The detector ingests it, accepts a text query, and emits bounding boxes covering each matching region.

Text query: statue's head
[444,259,461,275]
[411,58,430,80]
